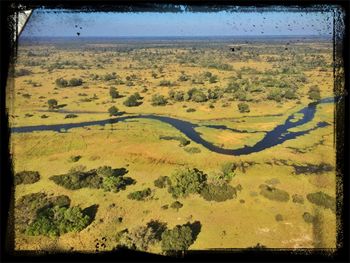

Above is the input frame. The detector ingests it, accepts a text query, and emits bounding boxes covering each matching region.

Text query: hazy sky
[21,7,333,37]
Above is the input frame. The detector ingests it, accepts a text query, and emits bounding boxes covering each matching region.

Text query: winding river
[11,97,337,156]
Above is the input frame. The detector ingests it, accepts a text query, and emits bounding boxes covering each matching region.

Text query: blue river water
[11,97,336,156]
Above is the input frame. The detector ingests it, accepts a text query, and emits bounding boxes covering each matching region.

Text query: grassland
[8,37,337,253]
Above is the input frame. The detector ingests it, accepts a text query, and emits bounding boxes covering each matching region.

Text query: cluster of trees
[14,171,40,185]
[55,77,83,87]
[159,136,190,147]
[16,192,92,238]
[117,220,199,253]
[50,166,135,192]
[160,164,239,202]
[26,205,91,237]
[109,87,120,99]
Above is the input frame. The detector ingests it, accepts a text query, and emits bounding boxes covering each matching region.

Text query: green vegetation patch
[154,176,170,188]
[167,168,207,198]
[159,135,190,147]
[292,162,333,175]
[14,171,40,185]
[50,166,135,192]
[259,184,290,202]
[306,192,336,213]
[127,188,152,201]
[184,147,201,154]
[200,182,237,202]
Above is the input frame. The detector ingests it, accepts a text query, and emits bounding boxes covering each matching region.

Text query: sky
[21,7,334,37]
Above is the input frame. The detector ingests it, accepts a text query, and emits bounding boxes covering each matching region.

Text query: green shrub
[200,183,236,202]
[168,168,207,198]
[191,90,207,103]
[308,85,321,101]
[275,214,283,221]
[127,188,152,201]
[159,136,190,147]
[161,225,194,252]
[47,99,58,109]
[109,87,119,99]
[292,194,304,204]
[306,192,335,213]
[302,212,314,224]
[170,201,183,210]
[237,102,250,113]
[184,147,201,154]
[123,95,140,107]
[14,171,40,185]
[108,106,119,116]
[65,114,78,119]
[219,162,236,181]
[186,108,196,113]
[154,176,170,188]
[68,155,81,163]
[102,176,135,193]
[259,184,290,202]
[68,78,83,87]
[151,94,167,106]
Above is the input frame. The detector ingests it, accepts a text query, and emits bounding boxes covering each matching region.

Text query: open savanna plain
[8,37,337,254]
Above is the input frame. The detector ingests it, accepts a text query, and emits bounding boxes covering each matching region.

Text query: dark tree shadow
[113,167,128,177]
[83,204,99,224]
[184,221,202,243]
[146,220,167,241]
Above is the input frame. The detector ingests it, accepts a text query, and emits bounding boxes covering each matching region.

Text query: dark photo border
[1,1,349,262]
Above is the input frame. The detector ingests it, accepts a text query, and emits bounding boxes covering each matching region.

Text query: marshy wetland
[8,35,337,254]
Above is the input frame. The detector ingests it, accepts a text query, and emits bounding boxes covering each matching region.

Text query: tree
[161,225,193,252]
[133,92,142,100]
[102,176,125,193]
[48,99,58,110]
[237,102,250,113]
[191,90,207,103]
[170,201,183,211]
[151,94,167,106]
[168,168,207,198]
[55,78,68,88]
[123,95,139,107]
[109,87,119,99]
[284,89,298,100]
[68,78,83,87]
[108,106,119,116]
[308,85,321,101]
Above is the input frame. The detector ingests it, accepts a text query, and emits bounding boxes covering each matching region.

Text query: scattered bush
[127,188,152,201]
[184,147,201,154]
[292,194,304,204]
[259,184,290,202]
[123,95,141,107]
[186,108,196,113]
[14,171,40,185]
[65,114,78,119]
[151,94,167,106]
[108,106,119,116]
[109,87,119,99]
[159,136,190,147]
[68,78,83,87]
[237,102,250,113]
[154,176,170,188]
[306,192,335,213]
[15,68,32,77]
[308,85,321,101]
[302,212,315,224]
[275,214,283,221]
[47,99,58,110]
[68,155,81,163]
[170,201,183,210]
